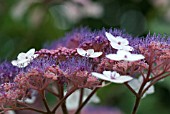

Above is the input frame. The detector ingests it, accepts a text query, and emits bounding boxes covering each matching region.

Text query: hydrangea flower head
[11,48,39,68]
[92,71,133,83]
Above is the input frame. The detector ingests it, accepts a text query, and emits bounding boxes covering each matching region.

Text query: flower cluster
[0,28,170,114]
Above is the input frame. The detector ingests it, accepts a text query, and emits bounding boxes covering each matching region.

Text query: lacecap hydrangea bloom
[0,27,169,114]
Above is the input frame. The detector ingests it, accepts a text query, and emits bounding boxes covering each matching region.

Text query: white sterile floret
[92,71,133,83]
[77,48,102,58]
[106,50,145,62]
[11,48,39,68]
[128,76,154,98]
[66,88,100,110]
[18,96,36,104]
[105,32,133,51]
[5,110,15,114]
[18,90,37,104]
[24,96,36,104]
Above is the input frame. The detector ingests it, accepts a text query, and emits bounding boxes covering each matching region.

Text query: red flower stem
[39,90,51,112]
[132,53,154,114]
[46,88,60,97]
[148,71,167,81]
[132,96,141,114]
[17,102,47,113]
[2,107,46,114]
[60,85,68,114]
[125,83,138,97]
[55,81,67,114]
[78,88,84,114]
[142,74,170,95]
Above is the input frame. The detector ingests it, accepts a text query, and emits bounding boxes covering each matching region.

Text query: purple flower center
[110,73,116,79]
[124,55,128,58]
[118,42,121,45]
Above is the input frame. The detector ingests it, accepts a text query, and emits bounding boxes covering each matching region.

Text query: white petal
[92,72,110,81]
[66,89,100,110]
[122,45,134,51]
[26,48,35,57]
[116,36,129,45]
[17,52,26,60]
[103,71,112,78]
[112,76,133,83]
[33,54,39,58]
[116,50,144,62]
[86,49,94,55]
[106,54,123,61]
[144,81,155,94]
[91,93,100,103]
[16,60,29,68]
[128,79,141,92]
[25,96,36,104]
[89,52,102,58]
[146,85,154,94]
[77,48,86,56]
[5,110,15,114]
[143,84,154,98]
[103,71,121,79]
[66,90,80,110]
[117,50,131,56]
[110,42,124,50]
[11,60,18,66]
[126,54,145,62]
[105,32,117,42]
[19,63,29,68]
[112,71,120,78]
[17,59,29,64]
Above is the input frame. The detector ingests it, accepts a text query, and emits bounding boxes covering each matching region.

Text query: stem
[79,88,84,106]
[52,87,77,113]
[78,88,84,114]
[132,96,141,114]
[46,88,60,97]
[74,87,99,114]
[61,102,68,114]
[58,83,68,114]
[125,83,138,97]
[40,90,51,112]
[10,102,46,114]
[142,74,170,95]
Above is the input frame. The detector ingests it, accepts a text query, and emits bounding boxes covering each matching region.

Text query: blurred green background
[0,0,170,114]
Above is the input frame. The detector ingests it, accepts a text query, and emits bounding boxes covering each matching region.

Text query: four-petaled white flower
[92,71,133,83]
[106,50,145,62]
[66,88,100,110]
[77,48,102,58]
[105,32,134,51]
[128,76,154,98]
[11,48,39,68]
